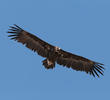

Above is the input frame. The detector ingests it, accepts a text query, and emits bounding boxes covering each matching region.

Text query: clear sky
[0,0,110,100]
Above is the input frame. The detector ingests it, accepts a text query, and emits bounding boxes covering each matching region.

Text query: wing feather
[8,24,54,58]
[57,49,104,77]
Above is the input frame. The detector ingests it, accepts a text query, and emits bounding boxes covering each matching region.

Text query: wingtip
[92,62,105,78]
[13,24,23,30]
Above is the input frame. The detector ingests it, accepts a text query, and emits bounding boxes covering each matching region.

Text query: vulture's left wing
[56,49,104,77]
[8,24,54,58]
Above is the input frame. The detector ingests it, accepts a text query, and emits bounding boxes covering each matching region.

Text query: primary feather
[8,24,104,77]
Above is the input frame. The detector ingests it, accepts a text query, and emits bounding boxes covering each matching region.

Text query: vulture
[8,24,104,77]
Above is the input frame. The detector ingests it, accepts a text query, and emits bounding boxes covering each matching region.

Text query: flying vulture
[8,24,104,77]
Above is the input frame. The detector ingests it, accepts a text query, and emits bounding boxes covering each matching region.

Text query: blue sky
[0,0,110,100]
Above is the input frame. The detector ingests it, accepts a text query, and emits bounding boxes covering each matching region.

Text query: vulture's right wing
[8,24,54,58]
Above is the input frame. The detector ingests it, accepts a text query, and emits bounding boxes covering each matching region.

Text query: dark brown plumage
[8,24,104,77]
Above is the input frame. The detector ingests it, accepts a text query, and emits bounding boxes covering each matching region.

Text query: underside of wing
[8,24,54,58]
[57,49,104,77]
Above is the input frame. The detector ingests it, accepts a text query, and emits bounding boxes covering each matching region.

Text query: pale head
[54,46,61,52]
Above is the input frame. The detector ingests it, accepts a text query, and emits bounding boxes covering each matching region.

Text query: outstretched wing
[8,24,54,58]
[57,49,104,77]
